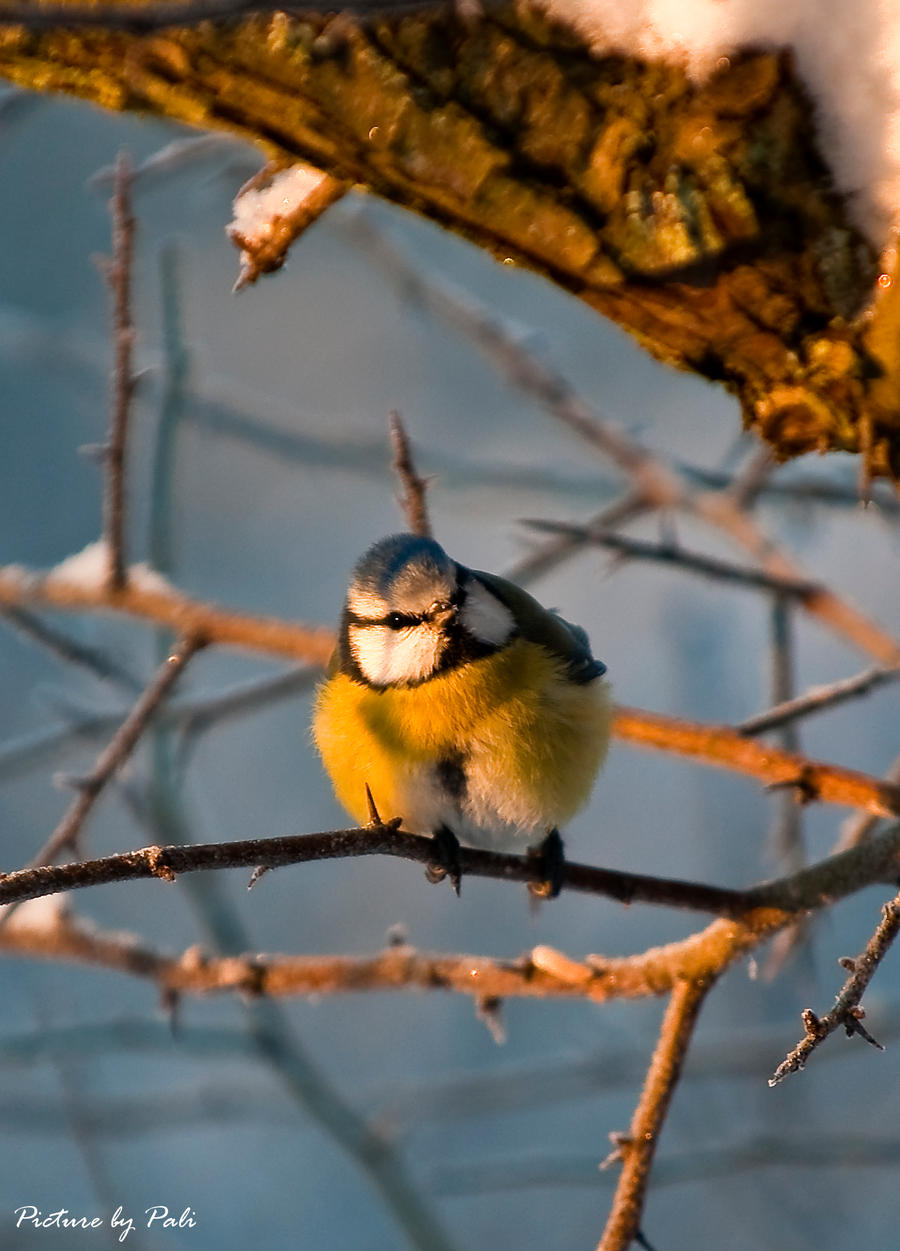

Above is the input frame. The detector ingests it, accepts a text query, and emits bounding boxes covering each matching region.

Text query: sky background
[1,84,899,1251]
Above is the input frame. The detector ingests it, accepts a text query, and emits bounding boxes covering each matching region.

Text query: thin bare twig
[0,605,140,692]
[598,978,711,1251]
[521,519,821,597]
[769,888,900,1085]
[761,595,809,977]
[100,152,136,593]
[739,664,900,737]
[509,490,650,585]
[18,634,204,873]
[389,412,432,537]
[436,1131,900,1195]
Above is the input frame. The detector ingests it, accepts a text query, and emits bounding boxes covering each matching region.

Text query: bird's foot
[527,829,565,900]
[425,825,462,895]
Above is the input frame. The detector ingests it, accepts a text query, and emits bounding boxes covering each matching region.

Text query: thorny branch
[3,816,900,926]
[770,889,900,1085]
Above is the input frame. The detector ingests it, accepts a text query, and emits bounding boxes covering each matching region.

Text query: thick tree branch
[2,6,898,472]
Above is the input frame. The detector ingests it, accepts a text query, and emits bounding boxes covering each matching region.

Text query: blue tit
[313,533,611,890]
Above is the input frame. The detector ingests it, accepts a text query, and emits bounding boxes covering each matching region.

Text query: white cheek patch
[349,623,445,686]
[461,580,515,646]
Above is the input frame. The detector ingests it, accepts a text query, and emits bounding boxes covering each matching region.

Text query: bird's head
[341,533,514,687]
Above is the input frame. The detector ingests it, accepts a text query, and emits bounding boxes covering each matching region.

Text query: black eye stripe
[346,610,423,630]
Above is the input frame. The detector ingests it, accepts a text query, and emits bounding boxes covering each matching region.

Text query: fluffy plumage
[313,534,610,851]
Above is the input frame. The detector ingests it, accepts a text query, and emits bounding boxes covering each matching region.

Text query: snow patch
[50,540,173,595]
[0,892,68,931]
[541,0,900,248]
[230,164,332,249]
[50,540,113,588]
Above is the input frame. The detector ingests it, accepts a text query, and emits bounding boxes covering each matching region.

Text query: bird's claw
[527,829,565,900]
[426,825,462,895]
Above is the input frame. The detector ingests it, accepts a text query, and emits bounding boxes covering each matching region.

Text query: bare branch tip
[389,412,432,538]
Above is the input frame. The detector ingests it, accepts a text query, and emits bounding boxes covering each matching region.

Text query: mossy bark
[2,2,899,475]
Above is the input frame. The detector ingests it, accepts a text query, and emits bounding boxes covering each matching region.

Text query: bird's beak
[429,600,457,627]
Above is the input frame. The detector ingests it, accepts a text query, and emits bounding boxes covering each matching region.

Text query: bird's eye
[386,612,407,630]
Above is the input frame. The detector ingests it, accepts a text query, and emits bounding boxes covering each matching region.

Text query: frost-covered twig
[769,889,900,1085]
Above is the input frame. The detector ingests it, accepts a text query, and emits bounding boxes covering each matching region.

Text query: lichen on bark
[1,0,899,476]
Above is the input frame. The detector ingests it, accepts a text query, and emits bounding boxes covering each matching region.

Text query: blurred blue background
[1,87,899,1250]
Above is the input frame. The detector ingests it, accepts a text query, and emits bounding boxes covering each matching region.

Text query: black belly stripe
[436,754,467,803]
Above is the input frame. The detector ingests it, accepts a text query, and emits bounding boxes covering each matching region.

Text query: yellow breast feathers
[313,637,611,845]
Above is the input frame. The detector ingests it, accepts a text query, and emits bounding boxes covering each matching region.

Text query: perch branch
[3,820,900,927]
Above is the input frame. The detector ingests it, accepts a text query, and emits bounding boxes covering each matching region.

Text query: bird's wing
[471,570,606,684]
